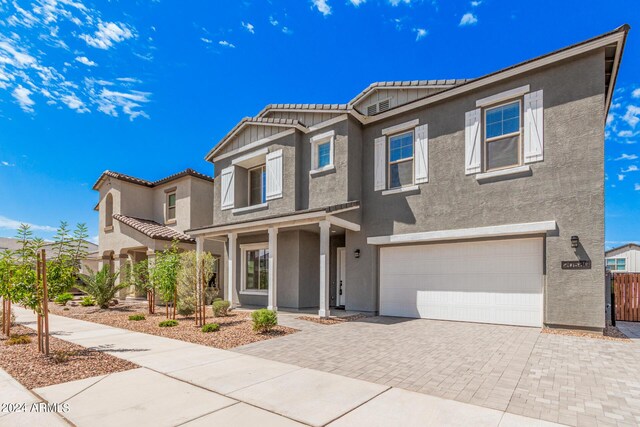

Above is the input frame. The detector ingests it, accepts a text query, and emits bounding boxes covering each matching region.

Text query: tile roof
[113,214,195,243]
[257,103,349,117]
[93,168,213,191]
[349,79,472,106]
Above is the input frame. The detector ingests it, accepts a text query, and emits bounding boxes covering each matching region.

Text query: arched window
[105,193,113,228]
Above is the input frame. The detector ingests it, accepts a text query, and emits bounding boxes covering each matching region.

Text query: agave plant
[77,266,126,309]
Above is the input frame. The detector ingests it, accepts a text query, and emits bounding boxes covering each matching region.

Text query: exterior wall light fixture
[571,235,579,249]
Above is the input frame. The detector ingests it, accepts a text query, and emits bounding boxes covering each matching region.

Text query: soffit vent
[365,98,391,116]
[378,99,390,112]
[367,104,378,116]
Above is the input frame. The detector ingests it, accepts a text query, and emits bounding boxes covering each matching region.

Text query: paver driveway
[235,316,640,426]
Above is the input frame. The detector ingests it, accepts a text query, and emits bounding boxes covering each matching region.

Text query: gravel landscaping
[297,314,366,325]
[542,323,629,341]
[50,301,297,350]
[0,325,136,390]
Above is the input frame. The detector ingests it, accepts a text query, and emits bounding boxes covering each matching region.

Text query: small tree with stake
[151,241,181,319]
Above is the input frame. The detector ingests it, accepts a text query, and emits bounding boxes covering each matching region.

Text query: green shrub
[213,297,222,302]
[77,266,127,309]
[212,300,230,317]
[80,296,96,307]
[251,309,278,333]
[201,323,220,333]
[7,334,31,345]
[129,314,146,321]
[54,292,74,306]
[159,319,178,327]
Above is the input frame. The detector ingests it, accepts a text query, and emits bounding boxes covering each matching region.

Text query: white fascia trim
[475,165,531,182]
[381,185,420,196]
[308,115,349,132]
[232,203,268,214]
[310,129,335,142]
[475,85,530,107]
[367,220,557,245]
[231,148,269,166]
[382,119,419,136]
[364,31,626,125]
[326,216,361,232]
[213,129,295,163]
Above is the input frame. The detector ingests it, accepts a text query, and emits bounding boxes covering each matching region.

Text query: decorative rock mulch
[0,325,137,390]
[297,314,366,325]
[50,302,297,350]
[542,324,630,341]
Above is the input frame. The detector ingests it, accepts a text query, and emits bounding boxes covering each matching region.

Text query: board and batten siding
[219,125,286,156]
[607,248,640,273]
[354,87,450,115]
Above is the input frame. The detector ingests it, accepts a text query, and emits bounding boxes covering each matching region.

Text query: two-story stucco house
[94,169,224,289]
[183,26,628,332]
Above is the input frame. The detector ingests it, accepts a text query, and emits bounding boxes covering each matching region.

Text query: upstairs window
[310,130,335,174]
[317,142,331,168]
[249,165,266,206]
[166,192,176,221]
[484,101,521,171]
[388,131,414,189]
[105,193,113,229]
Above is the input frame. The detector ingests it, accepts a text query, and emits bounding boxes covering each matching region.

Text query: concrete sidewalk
[9,307,563,427]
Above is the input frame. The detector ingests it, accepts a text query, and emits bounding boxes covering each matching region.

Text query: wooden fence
[614,273,640,322]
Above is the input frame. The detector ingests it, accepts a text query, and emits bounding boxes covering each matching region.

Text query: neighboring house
[93,169,225,291]
[185,26,627,332]
[0,237,99,274]
[606,243,640,273]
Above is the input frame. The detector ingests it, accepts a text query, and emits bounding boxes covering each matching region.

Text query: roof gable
[93,168,213,191]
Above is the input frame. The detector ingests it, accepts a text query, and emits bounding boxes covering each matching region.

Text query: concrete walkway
[9,307,563,427]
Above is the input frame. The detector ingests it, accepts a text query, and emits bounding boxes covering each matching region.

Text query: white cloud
[201,38,212,44]
[414,28,427,41]
[117,77,142,83]
[218,40,236,48]
[459,12,478,26]
[0,215,56,232]
[62,94,89,113]
[282,27,293,35]
[621,165,638,173]
[12,86,35,112]
[471,0,482,6]
[389,0,411,5]
[636,183,640,191]
[633,88,640,98]
[618,130,638,138]
[95,87,151,121]
[80,21,135,50]
[75,56,97,67]
[615,153,639,161]
[1,161,15,167]
[312,0,332,16]
[269,16,279,26]
[622,105,640,128]
[349,0,366,6]
[242,22,255,34]
[618,174,625,181]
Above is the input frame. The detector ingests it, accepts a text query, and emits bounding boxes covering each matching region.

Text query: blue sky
[0,0,638,248]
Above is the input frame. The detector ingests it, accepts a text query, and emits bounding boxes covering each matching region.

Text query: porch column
[267,227,278,311]
[113,253,128,284]
[196,236,204,308]
[227,233,237,307]
[319,220,331,318]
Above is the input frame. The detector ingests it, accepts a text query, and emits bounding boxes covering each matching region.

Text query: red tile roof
[93,168,213,191]
[113,214,195,243]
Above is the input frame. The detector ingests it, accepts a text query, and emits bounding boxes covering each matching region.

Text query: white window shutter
[465,109,482,175]
[414,124,429,184]
[524,89,544,163]
[220,166,235,210]
[265,149,283,200]
[374,136,386,191]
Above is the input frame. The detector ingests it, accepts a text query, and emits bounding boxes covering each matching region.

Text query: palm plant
[77,266,127,309]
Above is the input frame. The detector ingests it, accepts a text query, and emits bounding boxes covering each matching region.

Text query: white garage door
[379,238,543,327]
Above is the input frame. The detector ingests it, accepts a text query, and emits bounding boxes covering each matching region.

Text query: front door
[336,247,346,307]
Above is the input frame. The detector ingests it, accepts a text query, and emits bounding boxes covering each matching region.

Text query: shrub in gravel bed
[252,309,278,333]
[80,296,96,306]
[212,300,230,317]
[129,314,145,321]
[159,319,178,327]
[54,292,74,306]
[7,334,31,345]
[201,323,220,333]
[52,350,76,364]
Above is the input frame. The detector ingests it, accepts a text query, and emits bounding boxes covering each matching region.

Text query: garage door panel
[379,238,543,327]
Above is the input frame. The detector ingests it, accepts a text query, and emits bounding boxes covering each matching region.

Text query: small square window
[311,132,334,173]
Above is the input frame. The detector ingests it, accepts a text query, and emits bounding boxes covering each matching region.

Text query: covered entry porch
[188,203,360,317]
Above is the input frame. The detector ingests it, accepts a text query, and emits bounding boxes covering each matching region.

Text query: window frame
[387,130,415,190]
[166,191,177,222]
[607,257,626,271]
[483,99,523,173]
[240,242,269,295]
[310,131,335,174]
[247,164,266,206]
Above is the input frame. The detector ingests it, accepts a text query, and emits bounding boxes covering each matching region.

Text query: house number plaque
[561,260,591,270]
